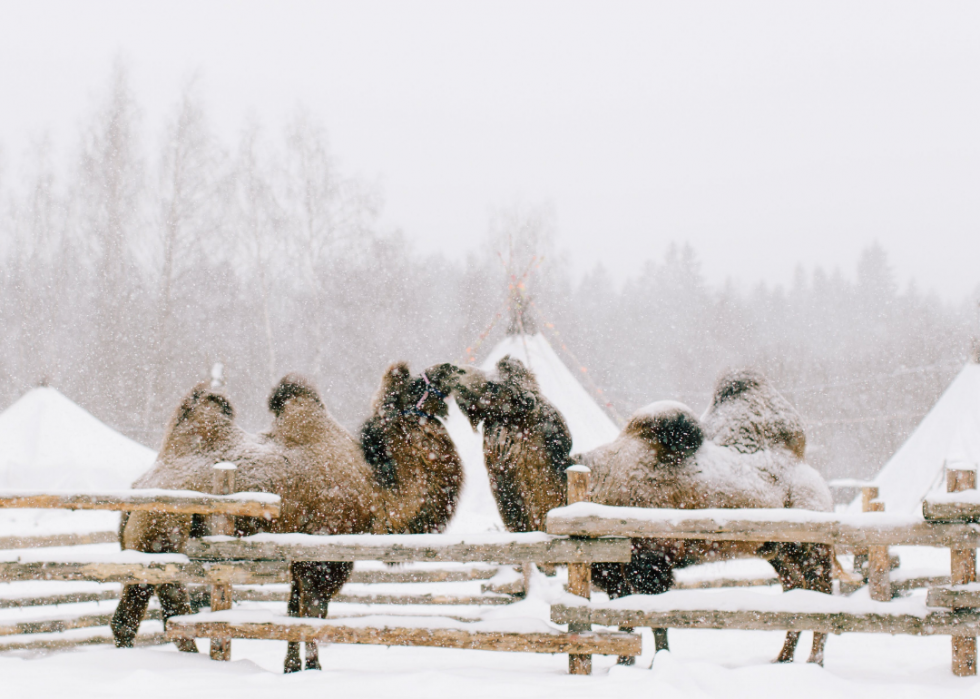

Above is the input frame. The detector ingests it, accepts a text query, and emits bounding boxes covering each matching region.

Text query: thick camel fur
[113,366,466,671]
[454,356,571,532]
[359,362,466,534]
[451,360,833,665]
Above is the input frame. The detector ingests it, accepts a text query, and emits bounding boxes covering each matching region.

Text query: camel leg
[111,584,153,648]
[775,631,801,663]
[808,632,828,666]
[284,579,303,673]
[768,544,807,663]
[156,583,199,653]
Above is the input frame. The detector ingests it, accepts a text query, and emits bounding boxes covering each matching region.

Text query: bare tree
[139,78,221,432]
[281,109,379,383]
[75,59,145,429]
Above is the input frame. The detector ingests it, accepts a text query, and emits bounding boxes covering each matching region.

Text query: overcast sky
[2,1,978,299]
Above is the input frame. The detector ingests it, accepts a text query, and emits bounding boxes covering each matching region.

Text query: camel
[113,366,465,672]
[360,362,467,535]
[451,358,834,665]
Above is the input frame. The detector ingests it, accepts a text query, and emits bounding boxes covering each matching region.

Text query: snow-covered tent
[847,360,980,515]
[0,387,156,491]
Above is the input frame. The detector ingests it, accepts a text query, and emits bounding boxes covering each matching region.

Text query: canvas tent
[847,360,980,515]
[0,387,156,491]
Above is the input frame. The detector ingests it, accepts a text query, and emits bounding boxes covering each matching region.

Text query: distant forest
[1,65,976,486]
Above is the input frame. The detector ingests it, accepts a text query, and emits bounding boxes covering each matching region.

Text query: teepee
[847,357,980,515]
[0,387,156,491]
[444,284,621,533]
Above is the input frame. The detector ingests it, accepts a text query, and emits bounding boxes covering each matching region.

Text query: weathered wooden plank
[947,468,978,676]
[0,609,161,637]
[0,560,290,585]
[0,589,120,609]
[348,568,499,584]
[925,501,980,524]
[551,603,980,636]
[0,531,118,551]
[0,631,166,652]
[0,490,280,518]
[545,505,980,548]
[565,466,593,675]
[166,618,641,656]
[231,588,513,606]
[186,535,632,564]
[928,586,980,610]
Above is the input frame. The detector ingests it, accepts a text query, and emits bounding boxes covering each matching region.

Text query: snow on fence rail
[545,465,980,677]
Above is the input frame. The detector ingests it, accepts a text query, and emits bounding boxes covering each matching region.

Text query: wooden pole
[209,463,236,661]
[852,485,880,580]
[949,466,977,676]
[566,465,592,676]
[867,500,891,602]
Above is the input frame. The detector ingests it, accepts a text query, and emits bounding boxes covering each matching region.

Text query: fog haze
[2,1,978,297]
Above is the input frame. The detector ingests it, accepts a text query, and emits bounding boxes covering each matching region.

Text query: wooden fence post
[948,466,977,677]
[566,465,592,676]
[866,500,891,602]
[209,462,236,661]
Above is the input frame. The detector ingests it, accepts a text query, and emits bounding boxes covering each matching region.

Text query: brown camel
[359,362,467,535]
[113,366,466,671]
[451,359,834,666]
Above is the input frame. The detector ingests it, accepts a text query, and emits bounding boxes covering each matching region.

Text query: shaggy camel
[113,367,465,671]
[360,362,467,534]
[452,358,834,665]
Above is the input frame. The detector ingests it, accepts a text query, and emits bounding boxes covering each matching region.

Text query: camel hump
[625,401,703,463]
[268,373,322,416]
[702,368,806,458]
[176,382,234,423]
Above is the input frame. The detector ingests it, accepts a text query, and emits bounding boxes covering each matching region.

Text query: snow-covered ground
[1,622,977,699]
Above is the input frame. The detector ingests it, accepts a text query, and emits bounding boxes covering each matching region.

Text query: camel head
[449,356,543,430]
[372,362,463,420]
[268,373,326,445]
[160,382,236,455]
[624,400,704,465]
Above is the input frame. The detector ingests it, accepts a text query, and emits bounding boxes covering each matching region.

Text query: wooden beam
[545,505,980,548]
[0,560,290,585]
[565,466,593,676]
[551,603,980,636]
[0,490,280,518]
[0,531,118,550]
[208,463,236,662]
[185,534,632,565]
[166,617,640,656]
[0,630,166,653]
[947,467,978,676]
[924,501,980,524]
[0,589,120,609]
[928,586,980,610]
[348,568,499,584]
[867,500,891,601]
[0,609,161,637]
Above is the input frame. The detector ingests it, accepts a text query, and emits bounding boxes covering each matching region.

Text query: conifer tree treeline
[0,66,973,485]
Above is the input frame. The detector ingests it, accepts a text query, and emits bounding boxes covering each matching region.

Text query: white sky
[2,1,978,299]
